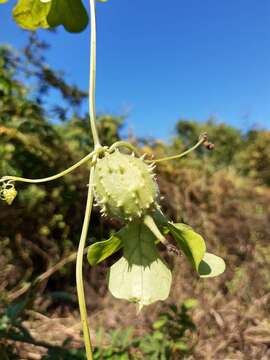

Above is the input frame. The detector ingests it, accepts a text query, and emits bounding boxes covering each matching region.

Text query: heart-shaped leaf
[47,0,89,33]
[87,232,123,266]
[108,223,172,310]
[154,212,225,277]
[198,252,226,278]
[167,223,206,271]
[13,0,51,30]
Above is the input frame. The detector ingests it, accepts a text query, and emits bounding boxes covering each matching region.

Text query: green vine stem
[0,148,105,185]
[109,141,140,156]
[143,214,179,254]
[76,164,96,360]
[89,0,100,149]
[146,134,207,164]
[75,0,102,358]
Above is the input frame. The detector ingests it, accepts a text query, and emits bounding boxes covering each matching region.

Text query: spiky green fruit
[94,151,159,220]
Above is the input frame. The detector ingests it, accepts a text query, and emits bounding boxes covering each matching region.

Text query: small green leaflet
[153,212,226,278]
[108,223,172,310]
[8,0,107,33]
[167,223,225,277]
[198,252,226,278]
[167,222,206,271]
[13,0,51,31]
[47,0,89,33]
[87,232,123,266]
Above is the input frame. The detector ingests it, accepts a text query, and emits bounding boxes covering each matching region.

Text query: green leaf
[87,232,123,266]
[47,0,89,33]
[153,318,167,329]
[198,252,226,278]
[0,0,8,3]
[167,223,206,271]
[174,341,188,351]
[0,77,11,95]
[6,297,29,321]
[13,0,51,31]
[108,223,172,309]
[182,298,198,310]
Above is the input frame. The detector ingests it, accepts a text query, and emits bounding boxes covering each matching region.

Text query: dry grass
[2,167,270,359]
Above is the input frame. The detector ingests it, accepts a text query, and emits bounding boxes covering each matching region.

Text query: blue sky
[0,0,270,140]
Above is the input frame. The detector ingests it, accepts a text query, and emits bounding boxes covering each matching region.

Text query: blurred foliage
[93,299,196,359]
[0,299,196,359]
[238,130,270,185]
[174,119,270,182]
[0,39,123,304]
[175,118,244,168]
[0,38,270,358]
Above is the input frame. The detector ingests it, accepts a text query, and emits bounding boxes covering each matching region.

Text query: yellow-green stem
[89,0,100,149]
[76,165,95,360]
[146,137,205,164]
[75,1,101,358]
[0,149,100,184]
[109,141,140,156]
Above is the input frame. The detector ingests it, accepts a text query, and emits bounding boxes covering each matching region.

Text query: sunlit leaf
[0,77,11,95]
[167,223,206,271]
[0,0,8,3]
[47,0,89,33]
[87,232,123,266]
[174,342,189,351]
[198,252,226,278]
[182,298,198,309]
[153,318,167,329]
[108,223,172,310]
[13,0,51,30]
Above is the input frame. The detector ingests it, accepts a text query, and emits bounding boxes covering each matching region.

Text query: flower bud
[0,182,17,205]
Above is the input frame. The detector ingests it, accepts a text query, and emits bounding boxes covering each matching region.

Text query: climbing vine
[0,1,226,359]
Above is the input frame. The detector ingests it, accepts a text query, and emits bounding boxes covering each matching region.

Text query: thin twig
[8,248,88,302]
